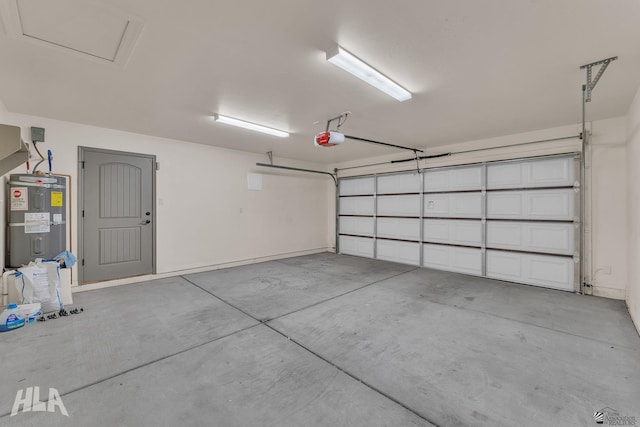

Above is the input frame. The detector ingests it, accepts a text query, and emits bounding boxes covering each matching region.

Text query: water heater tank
[6,174,66,267]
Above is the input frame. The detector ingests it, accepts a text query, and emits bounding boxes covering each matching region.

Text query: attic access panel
[0,0,143,66]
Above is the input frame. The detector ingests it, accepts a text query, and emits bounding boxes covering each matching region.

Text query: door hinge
[82,210,85,217]
[81,161,85,169]
[155,162,160,171]
[82,259,85,266]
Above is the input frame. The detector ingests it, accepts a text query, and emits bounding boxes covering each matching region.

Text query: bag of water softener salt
[14,260,63,313]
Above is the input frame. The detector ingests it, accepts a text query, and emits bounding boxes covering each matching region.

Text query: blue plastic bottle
[0,303,25,332]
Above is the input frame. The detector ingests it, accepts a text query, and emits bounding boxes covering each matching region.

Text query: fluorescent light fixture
[213,114,289,138]
[326,45,412,102]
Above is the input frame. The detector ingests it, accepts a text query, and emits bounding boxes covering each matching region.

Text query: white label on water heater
[24,212,51,234]
[11,187,28,211]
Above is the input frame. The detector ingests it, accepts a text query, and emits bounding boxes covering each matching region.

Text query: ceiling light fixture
[213,114,289,138]
[326,45,412,102]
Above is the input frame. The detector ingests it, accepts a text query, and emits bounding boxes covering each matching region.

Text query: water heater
[6,174,66,267]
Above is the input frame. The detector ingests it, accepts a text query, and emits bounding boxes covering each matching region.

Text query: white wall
[589,118,627,299]
[332,119,629,300]
[1,110,332,287]
[1,102,631,307]
[0,98,7,121]
[0,99,7,271]
[626,87,640,332]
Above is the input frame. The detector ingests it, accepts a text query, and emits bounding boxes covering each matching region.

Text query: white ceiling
[0,0,639,164]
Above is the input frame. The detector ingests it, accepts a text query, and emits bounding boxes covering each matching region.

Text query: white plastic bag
[14,260,63,313]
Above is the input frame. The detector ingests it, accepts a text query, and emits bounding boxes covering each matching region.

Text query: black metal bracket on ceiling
[325,113,349,132]
[256,152,338,186]
[325,113,424,168]
[580,56,618,103]
[255,163,338,186]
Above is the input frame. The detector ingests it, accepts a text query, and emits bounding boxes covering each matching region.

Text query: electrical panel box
[30,127,45,142]
[6,174,66,267]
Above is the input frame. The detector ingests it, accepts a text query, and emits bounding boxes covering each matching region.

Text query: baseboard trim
[72,247,331,293]
[591,285,626,300]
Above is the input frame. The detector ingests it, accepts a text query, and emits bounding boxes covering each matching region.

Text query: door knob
[141,219,151,225]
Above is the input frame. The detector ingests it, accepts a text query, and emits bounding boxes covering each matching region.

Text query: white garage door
[484,156,579,291]
[338,155,580,291]
[423,164,484,275]
[338,177,375,258]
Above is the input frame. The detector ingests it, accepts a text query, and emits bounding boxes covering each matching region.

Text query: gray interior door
[81,148,155,283]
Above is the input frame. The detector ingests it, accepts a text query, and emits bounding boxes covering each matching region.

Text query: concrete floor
[1,253,638,427]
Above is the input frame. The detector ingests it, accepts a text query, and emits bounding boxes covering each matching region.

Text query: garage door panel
[486,250,575,291]
[339,177,375,196]
[423,219,482,246]
[423,194,449,216]
[377,173,421,194]
[453,193,483,215]
[378,195,421,217]
[487,189,574,220]
[424,193,482,218]
[339,217,374,237]
[423,219,450,241]
[529,190,572,219]
[486,192,523,217]
[487,221,574,255]
[527,157,574,187]
[452,167,483,191]
[376,240,420,265]
[527,224,574,254]
[339,197,375,215]
[487,163,521,188]
[487,157,575,189]
[336,154,579,292]
[423,244,482,275]
[339,235,374,258]
[377,218,420,241]
[486,222,522,247]
[486,251,521,277]
[423,243,449,266]
[424,166,483,192]
[424,170,449,192]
